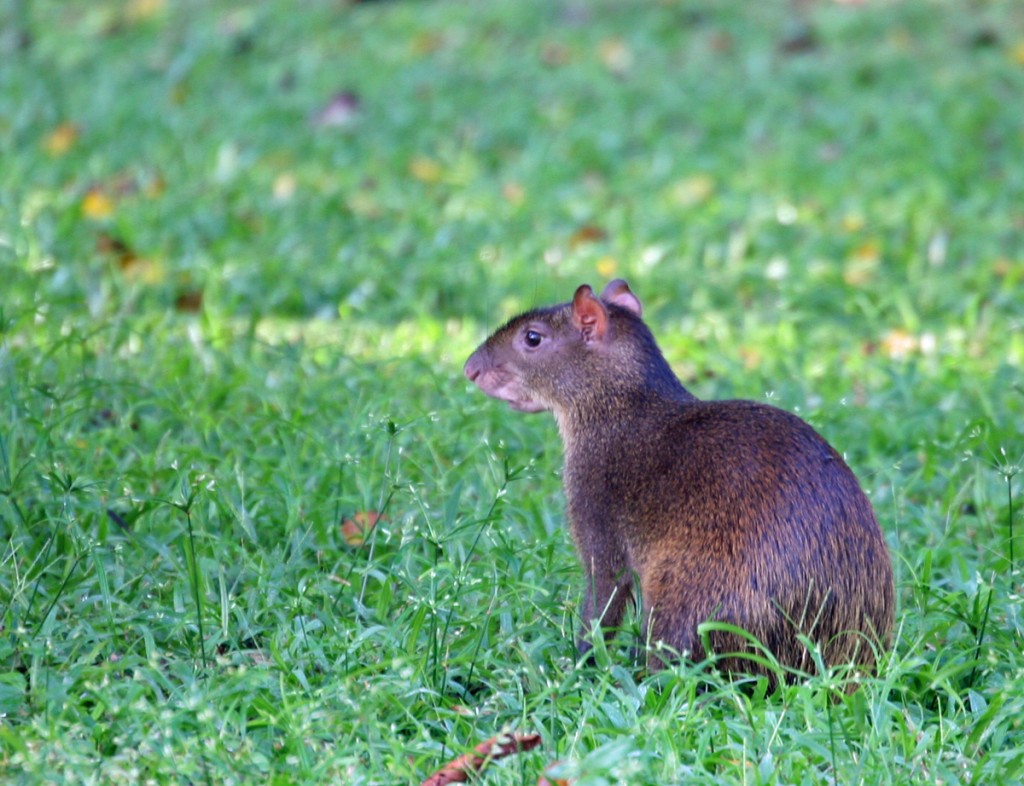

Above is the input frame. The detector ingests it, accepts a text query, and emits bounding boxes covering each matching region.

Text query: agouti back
[464,280,894,681]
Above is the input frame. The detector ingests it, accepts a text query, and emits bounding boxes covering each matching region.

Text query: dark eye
[524,329,543,348]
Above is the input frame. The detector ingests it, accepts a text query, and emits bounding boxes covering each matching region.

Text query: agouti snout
[465,280,894,682]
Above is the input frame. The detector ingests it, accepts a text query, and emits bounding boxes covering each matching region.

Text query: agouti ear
[572,284,609,342]
[600,279,642,317]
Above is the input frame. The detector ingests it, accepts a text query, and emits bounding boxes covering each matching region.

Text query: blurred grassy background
[2,0,1023,783]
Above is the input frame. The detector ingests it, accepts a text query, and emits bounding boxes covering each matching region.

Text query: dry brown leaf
[421,732,542,786]
[881,329,918,359]
[43,122,79,156]
[540,41,571,68]
[97,234,166,283]
[174,289,204,313]
[342,511,384,546]
[502,182,526,206]
[569,224,608,249]
[537,763,571,786]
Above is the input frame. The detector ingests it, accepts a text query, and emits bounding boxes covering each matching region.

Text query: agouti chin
[464,280,894,683]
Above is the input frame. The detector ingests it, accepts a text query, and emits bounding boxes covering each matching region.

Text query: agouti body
[464,280,894,680]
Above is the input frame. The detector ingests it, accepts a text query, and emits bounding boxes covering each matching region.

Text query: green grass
[2,0,1023,783]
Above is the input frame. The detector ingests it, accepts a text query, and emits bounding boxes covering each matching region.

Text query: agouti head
[464,280,690,425]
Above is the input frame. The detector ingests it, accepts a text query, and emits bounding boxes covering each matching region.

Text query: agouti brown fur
[464,280,894,682]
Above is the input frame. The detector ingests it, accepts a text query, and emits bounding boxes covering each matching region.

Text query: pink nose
[464,351,484,382]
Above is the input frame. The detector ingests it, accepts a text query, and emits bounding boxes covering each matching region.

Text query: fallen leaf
[346,190,381,218]
[540,41,571,68]
[537,763,571,786]
[993,257,1018,278]
[421,732,542,786]
[669,174,715,206]
[97,233,165,283]
[97,233,133,262]
[409,156,444,184]
[881,329,918,359]
[596,256,617,278]
[82,188,115,219]
[841,213,865,233]
[739,346,763,371]
[843,240,881,285]
[569,224,608,249]
[502,182,526,206]
[126,0,165,22]
[709,31,733,53]
[43,122,79,156]
[779,23,818,55]
[342,511,384,546]
[144,173,167,198]
[411,31,445,56]
[174,289,203,313]
[1012,41,1024,66]
[598,37,633,76]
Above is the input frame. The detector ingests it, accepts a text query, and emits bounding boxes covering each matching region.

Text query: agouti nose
[464,351,483,382]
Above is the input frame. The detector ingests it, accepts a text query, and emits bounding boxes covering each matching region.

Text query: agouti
[464,280,894,681]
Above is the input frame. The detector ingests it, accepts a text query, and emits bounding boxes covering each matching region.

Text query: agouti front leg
[577,563,634,654]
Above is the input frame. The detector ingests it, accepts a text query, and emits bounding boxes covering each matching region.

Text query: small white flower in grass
[639,245,665,270]
[765,256,788,280]
[776,203,798,225]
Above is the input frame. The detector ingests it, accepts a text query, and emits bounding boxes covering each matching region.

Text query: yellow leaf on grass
[598,37,633,76]
[43,123,79,156]
[843,240,881,286]
[841,212,865,232]
[82,188,115,219]
[144,173,166,198]
[97,234,166,283]
[347,190,381,218]
[126,0,165,22]
[669,174,715,206]
[596,256,618,278]
[1011,41,1024,66]
[409,156,443,184]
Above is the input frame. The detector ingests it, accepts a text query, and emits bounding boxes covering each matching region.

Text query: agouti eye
[524,330,543,348]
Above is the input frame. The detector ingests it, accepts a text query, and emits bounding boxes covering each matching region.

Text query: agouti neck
[554,338,698,452]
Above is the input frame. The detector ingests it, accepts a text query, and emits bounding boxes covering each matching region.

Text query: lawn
[1,0,1023,783]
